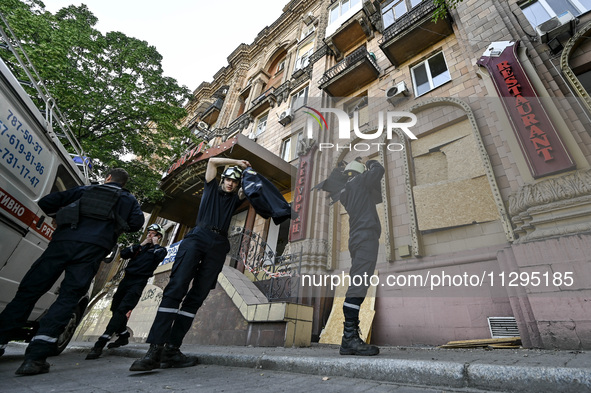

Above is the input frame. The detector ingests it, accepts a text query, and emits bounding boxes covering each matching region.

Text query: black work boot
[129,344,163,371]
[86,337,109,360]
[107,331,130,349]
[15,358,50,375]
[160,344,198,369]
[339,320,379,356]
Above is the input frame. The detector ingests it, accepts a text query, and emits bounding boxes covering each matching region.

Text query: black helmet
[221,166,243,181]
[147,223,163,236]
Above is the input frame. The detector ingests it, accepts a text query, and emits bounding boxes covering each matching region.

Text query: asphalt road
[0,347,492,393]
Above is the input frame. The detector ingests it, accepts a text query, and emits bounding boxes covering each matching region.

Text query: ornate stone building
[124,0,591,349]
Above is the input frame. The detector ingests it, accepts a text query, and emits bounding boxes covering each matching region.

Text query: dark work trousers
[147,228,230,347]
[343,233,379,322]
[103,275,148,336]
[0,241,107,360]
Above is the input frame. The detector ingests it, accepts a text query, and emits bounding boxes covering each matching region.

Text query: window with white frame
[294,40,315,72]
[255,113,268,136]
[295,131,303,152]
[280,132,303,162]
[301,24,316,40]
[291,86,309,110]
[280,138,292,161]
[411,52,451,96]
[329,0,362,25]
[382,0,423,30]
[521,0,591,28]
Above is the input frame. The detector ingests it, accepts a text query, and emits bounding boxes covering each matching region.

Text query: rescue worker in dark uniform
[86,223,167,360]
[0,168,144,375]
[130,157,250,372]
[339,156,384,356]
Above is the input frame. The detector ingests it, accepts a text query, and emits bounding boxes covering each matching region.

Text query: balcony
[325,7,374,57]
[229,112,253,134]
[201,98,224,125]
[247,86,276,117]
[318,46,380,97]
[379,0,454,67]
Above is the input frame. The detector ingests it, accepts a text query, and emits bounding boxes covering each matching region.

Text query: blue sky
[44,1,287,90]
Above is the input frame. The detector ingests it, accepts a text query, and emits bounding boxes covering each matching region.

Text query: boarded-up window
[411,119,498,231]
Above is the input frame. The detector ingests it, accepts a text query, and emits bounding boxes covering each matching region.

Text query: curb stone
[64,344,591,393]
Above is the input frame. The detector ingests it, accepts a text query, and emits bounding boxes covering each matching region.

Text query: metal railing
[228,226,302,302]
[318,45,380,85]
[250,86,276,107]
[380,0,438,44]
[228,112,253,134]
[309,43,334,65]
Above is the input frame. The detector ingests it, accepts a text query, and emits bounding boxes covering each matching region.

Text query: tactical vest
[56,185,129,233]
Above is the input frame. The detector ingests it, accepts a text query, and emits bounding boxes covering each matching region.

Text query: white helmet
[344,160,365,177]
[147,223,163,236]
[221,166,243,181]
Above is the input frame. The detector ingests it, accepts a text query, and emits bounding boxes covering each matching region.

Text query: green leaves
[0,1,191,205]
[432,0,464,22]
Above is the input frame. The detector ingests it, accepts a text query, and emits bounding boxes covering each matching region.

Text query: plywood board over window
[411,119,499,231]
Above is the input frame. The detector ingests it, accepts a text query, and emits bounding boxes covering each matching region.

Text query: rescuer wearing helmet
[86,223,167,360]
[220,165,243,192]
[130,157,250,372]
[0,169,144,375]
[339,156,384,356]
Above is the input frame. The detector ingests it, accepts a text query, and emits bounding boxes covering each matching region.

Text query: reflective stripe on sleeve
[31,335,57,343]
[343,302,361,310]
[157,307,179,314]
[178,310,196,318]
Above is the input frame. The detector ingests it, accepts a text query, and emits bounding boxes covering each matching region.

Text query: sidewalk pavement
[65,341,591,393]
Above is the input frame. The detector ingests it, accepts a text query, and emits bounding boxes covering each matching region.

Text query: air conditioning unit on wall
[197,121,209,129]
[386,81,409,105]
[536,11,576,43]
[278,109,293,126]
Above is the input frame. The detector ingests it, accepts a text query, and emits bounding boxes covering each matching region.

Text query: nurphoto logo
[303,106,419,152]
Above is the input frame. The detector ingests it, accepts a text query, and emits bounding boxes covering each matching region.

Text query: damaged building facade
[84,0,591,350]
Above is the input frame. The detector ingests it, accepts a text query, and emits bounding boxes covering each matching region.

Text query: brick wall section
[498,233,591,349]
[182,286,287,347]
[371,244,514,346]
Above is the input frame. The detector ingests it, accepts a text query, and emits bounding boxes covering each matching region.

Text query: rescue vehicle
[0,14,92,354]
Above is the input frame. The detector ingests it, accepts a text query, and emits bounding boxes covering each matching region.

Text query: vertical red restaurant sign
[477,41,575,178]
[290,146,316,241]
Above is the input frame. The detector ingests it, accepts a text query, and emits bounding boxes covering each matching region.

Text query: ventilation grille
[488,317,520,338]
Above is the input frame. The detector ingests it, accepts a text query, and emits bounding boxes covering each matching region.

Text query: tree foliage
[0,0,192,204]
[432,0,465,21]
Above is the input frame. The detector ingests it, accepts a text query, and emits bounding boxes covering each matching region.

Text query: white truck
[0,15,92,354]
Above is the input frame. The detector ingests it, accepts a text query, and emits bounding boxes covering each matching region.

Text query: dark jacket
[120,243,167,278]
[39,182,145,250]
[242,168,294,225]
[339,160,385,241]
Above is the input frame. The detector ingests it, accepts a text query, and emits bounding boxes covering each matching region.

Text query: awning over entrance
[155,134,296,226]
